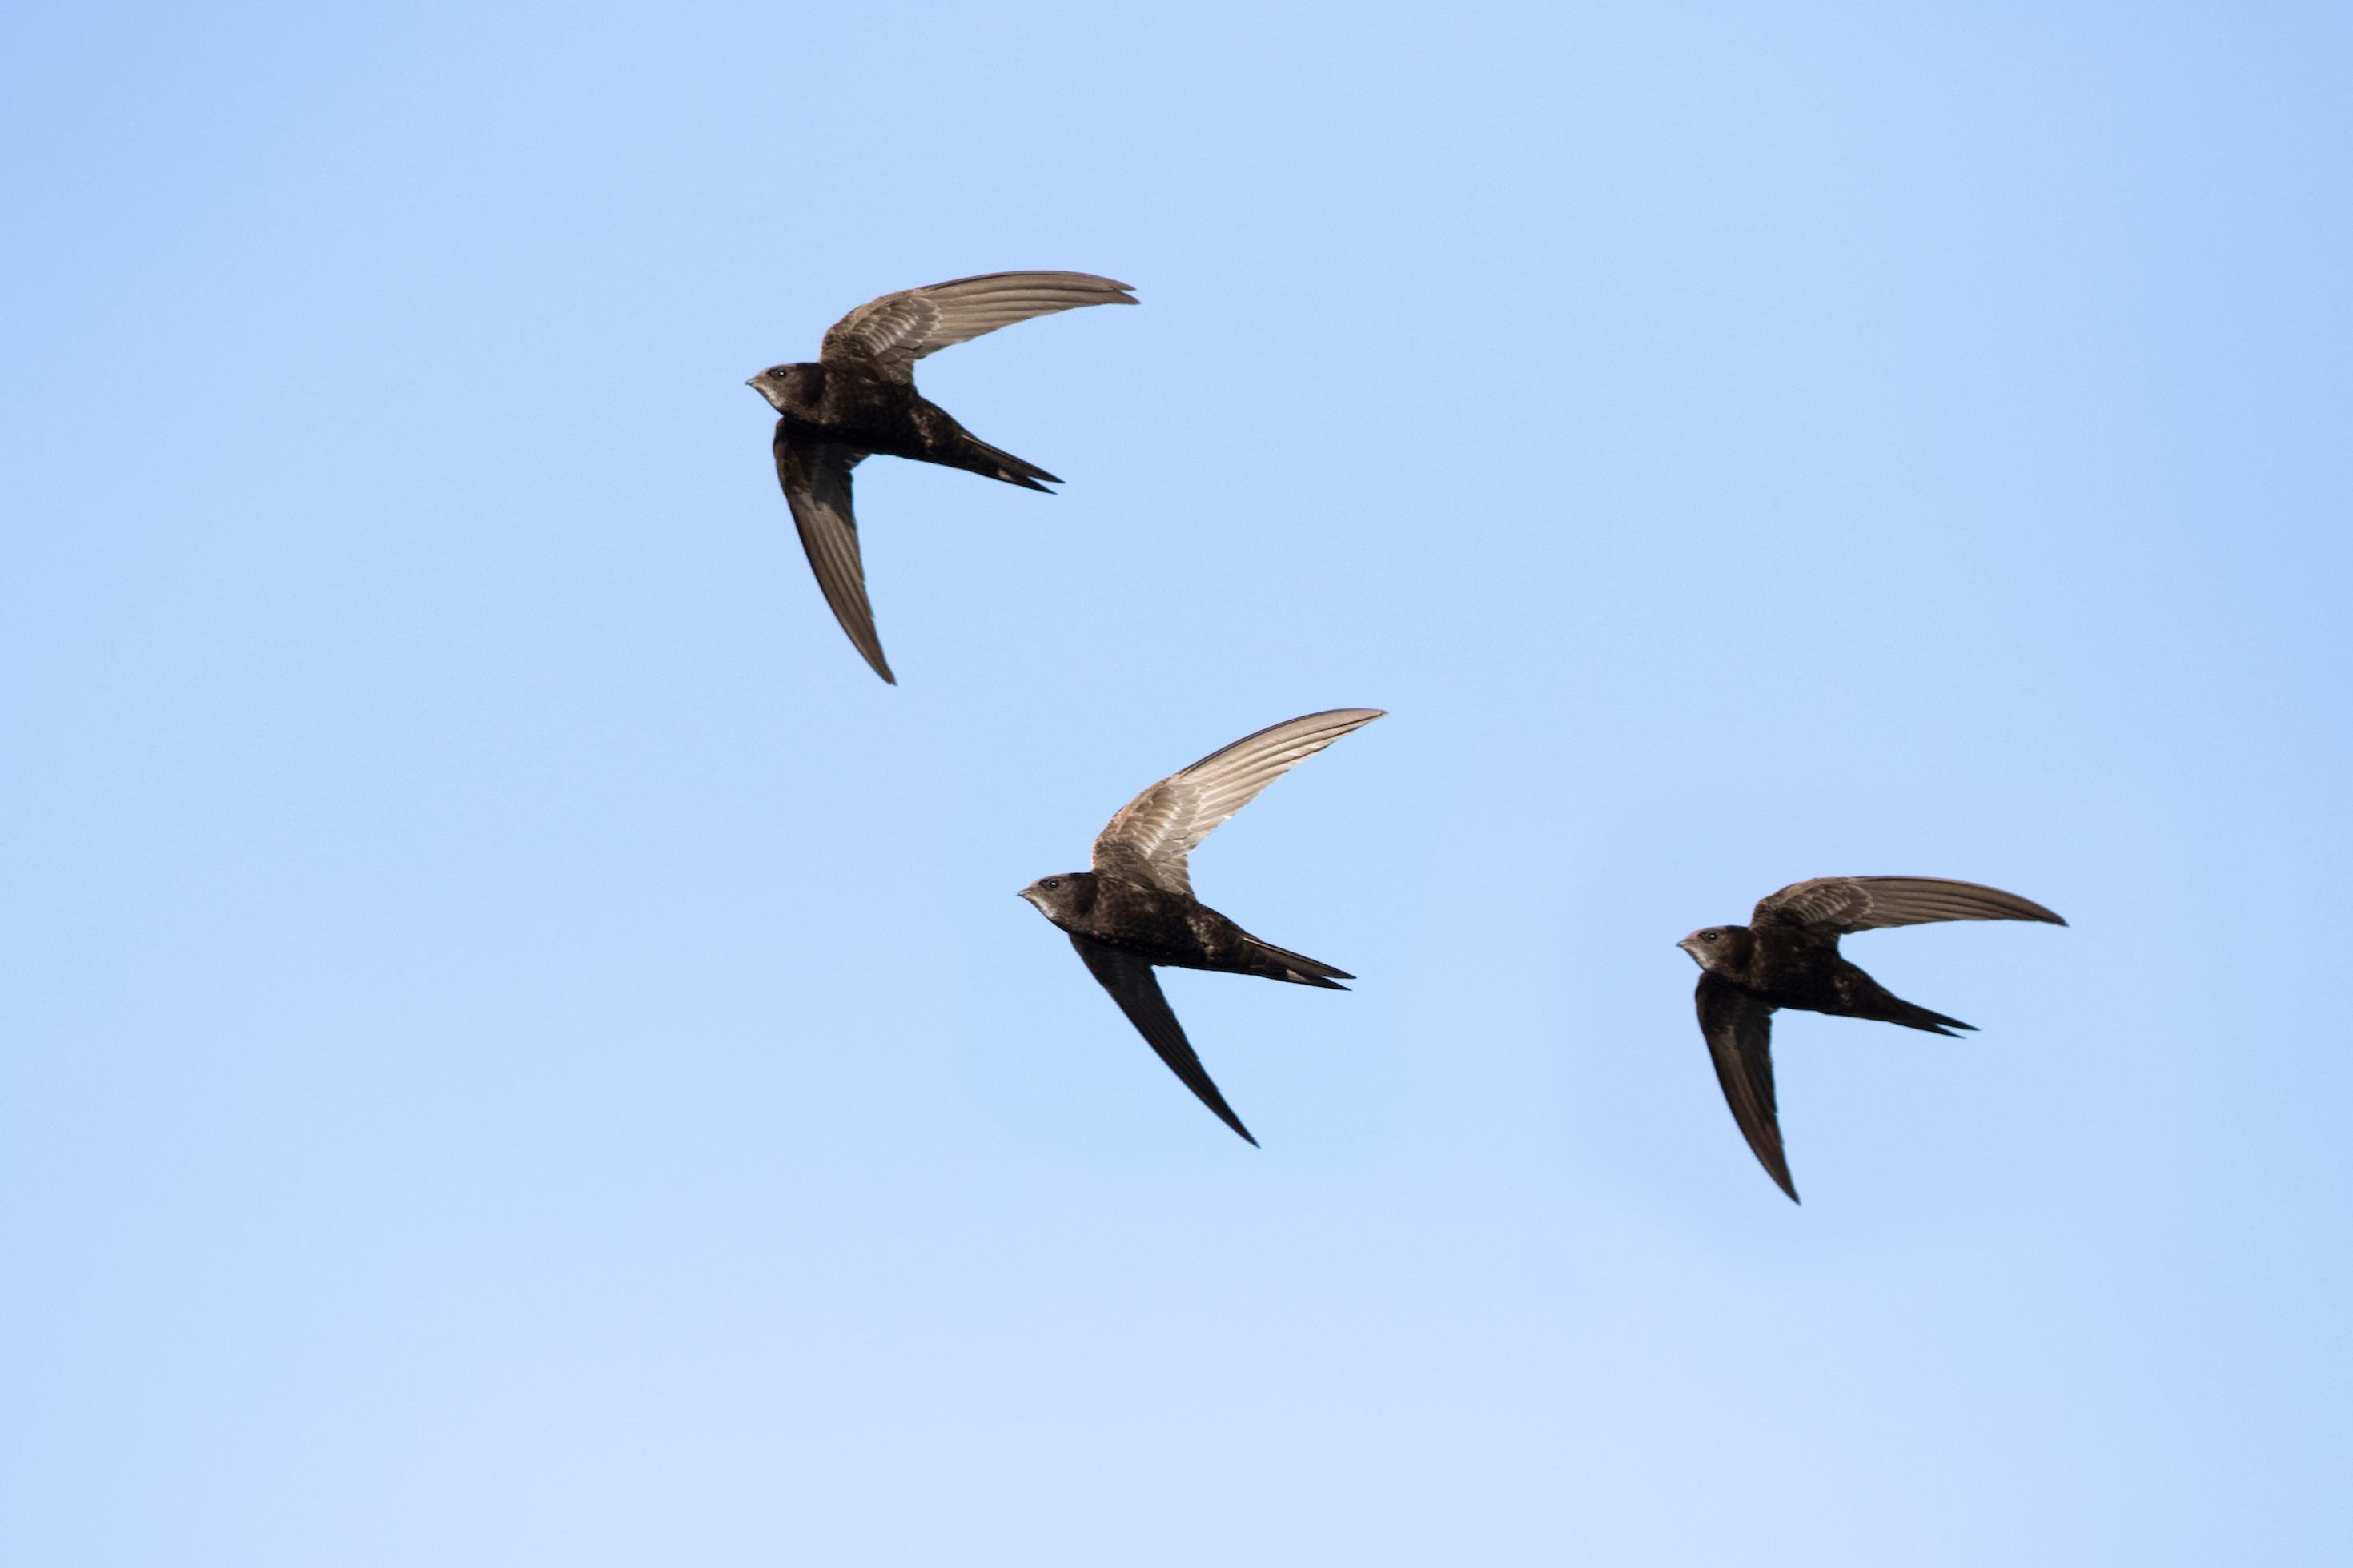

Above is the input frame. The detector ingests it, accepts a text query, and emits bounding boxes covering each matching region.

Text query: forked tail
[1869,993,1976,1037]
[944,431,1061,491]
[1241,936,1354,990]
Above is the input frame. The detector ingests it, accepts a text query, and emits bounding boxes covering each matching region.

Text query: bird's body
[1678,876,2066,1201]
[748,271,1136,683]
[1019,709,1383,1145]
[1026,870,1352,989]
[760,359,1058,490]
[1691,922,1971,1035]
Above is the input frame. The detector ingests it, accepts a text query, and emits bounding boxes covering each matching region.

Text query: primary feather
[1092,709,1386,897]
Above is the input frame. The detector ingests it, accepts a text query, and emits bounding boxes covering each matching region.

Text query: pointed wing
[1753,876,2066,935]
[1090,709,1384,898]
[818,271,1136,380]
[773,429,893,684]
[1069,937,1256,1146]
[1696,973,1797,1202]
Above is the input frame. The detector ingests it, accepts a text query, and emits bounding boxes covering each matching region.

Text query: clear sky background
[5,3,2350,1563]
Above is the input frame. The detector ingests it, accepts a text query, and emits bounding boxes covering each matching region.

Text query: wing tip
[1207,1097,1260,1146]
[1756,1145,1800,1202]
[930,270,1138,301]
[1201,1086,1260,1147]
[1918,878,2068,928]
[1982,885,2066,926]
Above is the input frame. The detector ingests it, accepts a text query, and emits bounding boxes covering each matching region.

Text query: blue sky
[4,2,2349,1562]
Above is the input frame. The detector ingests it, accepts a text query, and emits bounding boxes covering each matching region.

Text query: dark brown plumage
[1019,709,1385,1145]
[747,271,1136,683]
[1678,876,2066,1202]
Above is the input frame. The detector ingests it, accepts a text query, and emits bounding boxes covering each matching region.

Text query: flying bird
[1677,876,2066,1202]
[1018,709,1385,1145]
[747,271,1137,683]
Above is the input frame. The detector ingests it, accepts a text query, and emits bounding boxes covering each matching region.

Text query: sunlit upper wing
[818,271,1136,380]
[1696,973,1797,1203]
[1091,709,1384,897]
[1752,876,2065,936]
[1070,936,1256,1146]
[773,430,891,684]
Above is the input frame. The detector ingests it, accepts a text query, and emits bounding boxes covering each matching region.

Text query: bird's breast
[1740,932,1835,999]
[1077,880,1213,964]
[799,370,926,455]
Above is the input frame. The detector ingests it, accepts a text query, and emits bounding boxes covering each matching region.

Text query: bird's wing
[1091,709,1384,898]
[1752,876,2066,935]
[1696,973,1797,1203]
[773,430,892,684]
[1069,936,1256,1146]
[818,271,1136,379]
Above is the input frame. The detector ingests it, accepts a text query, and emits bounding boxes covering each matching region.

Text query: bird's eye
[1702,930,1719,942]
[1042,878,1061,890]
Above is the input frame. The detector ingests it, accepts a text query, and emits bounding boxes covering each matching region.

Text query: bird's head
[745,363,802,414]
[1017,872,1094,924]
[1677,925,1752,972]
